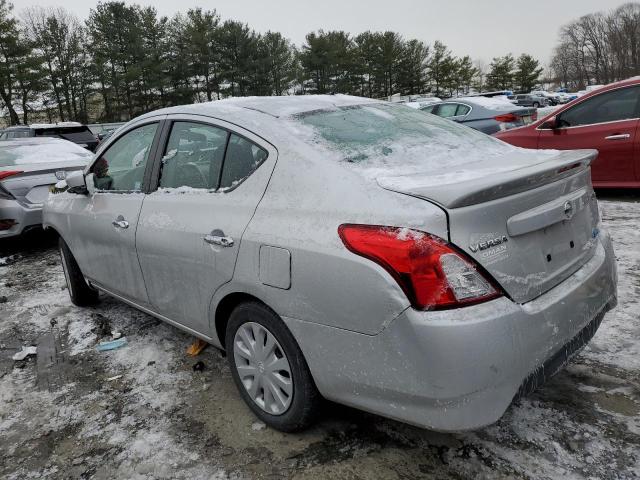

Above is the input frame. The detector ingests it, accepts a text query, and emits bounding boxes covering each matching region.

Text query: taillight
[0,219,17,230]
[494,113,518,123]
[0,170,21,200]
[0,170,23,180]
[532,112,538,121]
[338,225,501,310]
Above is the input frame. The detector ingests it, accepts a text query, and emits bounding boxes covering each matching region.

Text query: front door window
[91,123,158,191]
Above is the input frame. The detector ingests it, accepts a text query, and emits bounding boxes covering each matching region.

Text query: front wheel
[532,102,540,108]
[225,302,321,432]
[59,238,99,307]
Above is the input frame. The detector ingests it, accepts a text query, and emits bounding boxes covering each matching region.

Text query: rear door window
[219,134,268,189]
[558,86,640,127]
[159,122,229,190]
[456,104,471,116]
[436,104,460,118]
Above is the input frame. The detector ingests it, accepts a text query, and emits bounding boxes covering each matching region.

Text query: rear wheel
[59,237,99,306]
[225,301,321,432]
[532,102,540,108]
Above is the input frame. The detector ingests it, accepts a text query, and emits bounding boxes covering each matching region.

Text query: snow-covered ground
[0,193,638,479]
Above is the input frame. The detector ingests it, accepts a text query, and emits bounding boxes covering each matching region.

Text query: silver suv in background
[509,93,549,108]
[45,95,617,432]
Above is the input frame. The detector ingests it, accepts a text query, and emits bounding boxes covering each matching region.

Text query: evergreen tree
[514,53,543,92]
[0,0,22,124]
[396,39,429,95]
[428,41,455,98]
[486,54,515,90]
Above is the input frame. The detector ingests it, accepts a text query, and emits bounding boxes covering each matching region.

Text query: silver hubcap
[233,322,293,415]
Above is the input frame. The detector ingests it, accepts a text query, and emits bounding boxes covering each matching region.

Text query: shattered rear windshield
[295,103,504,163]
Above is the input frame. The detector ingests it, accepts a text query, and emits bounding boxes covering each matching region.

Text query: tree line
[0,0,546,125]
[551,2,640,89]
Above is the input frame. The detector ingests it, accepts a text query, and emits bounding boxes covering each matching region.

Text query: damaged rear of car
[281,101,617,431]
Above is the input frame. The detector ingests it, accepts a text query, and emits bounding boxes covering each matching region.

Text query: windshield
[295,103,513,169]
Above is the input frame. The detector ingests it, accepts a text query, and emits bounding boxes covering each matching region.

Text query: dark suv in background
[0,122,98,151]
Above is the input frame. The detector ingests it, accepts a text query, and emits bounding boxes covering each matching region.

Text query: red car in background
[495,77,640,188]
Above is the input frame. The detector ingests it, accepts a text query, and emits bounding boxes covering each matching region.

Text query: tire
[532,102,540,108]
[59,237,99,307]
[225,301,321,432]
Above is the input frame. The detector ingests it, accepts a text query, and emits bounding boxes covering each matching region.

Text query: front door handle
[204,230,234,247]
[112,215,129,229]
[605,133,631,140]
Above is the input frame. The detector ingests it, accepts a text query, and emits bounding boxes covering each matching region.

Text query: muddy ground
[1,193,639,480]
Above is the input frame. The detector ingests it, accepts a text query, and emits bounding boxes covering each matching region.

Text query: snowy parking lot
[0,193,638,480]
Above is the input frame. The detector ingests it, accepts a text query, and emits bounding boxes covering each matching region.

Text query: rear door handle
[112,215,129,229]
[204,231,234,247]
[605,133,631,140]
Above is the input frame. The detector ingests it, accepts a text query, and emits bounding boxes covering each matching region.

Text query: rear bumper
[285,230,617,431]
[0,198,43,238]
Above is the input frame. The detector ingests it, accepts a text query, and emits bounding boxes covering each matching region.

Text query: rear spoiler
[378,149,597,209]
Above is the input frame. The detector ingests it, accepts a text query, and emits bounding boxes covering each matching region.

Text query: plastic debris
[111,331,122,340]
[96,338,128,352]
[192,361,205,372]
[251,421,266,431]
[186,338,208,357]
[12,346,37,361]
[106,374,123,382]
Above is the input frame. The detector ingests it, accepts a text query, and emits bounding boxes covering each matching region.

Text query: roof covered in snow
[141,95,381,120]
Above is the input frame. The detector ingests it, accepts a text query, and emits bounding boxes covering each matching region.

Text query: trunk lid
[1,162,86,205]
[378,149,601,303]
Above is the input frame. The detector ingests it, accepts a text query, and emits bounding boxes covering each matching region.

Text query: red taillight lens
[338,225,501,310]
[0,170,23,180]
[494,113,518,123]
[0,219,17,230]
[532,112,538,121]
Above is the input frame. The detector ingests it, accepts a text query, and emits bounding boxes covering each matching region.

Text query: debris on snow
[192,361,206,372]
[186,338,208,357]
[12,345,37,361]
[96,338,128,352]
[251,421,266,432]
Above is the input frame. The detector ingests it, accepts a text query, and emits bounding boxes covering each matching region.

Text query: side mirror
[66,171,89,195]
[540,116,558,130]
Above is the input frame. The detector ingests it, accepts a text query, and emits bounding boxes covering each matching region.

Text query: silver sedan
[44,95,617,432]
[0,138,92,238]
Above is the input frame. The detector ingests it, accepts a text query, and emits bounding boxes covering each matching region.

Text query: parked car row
[497,77,640,188]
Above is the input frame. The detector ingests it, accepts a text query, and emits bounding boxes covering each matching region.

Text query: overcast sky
[16,0,630,64]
